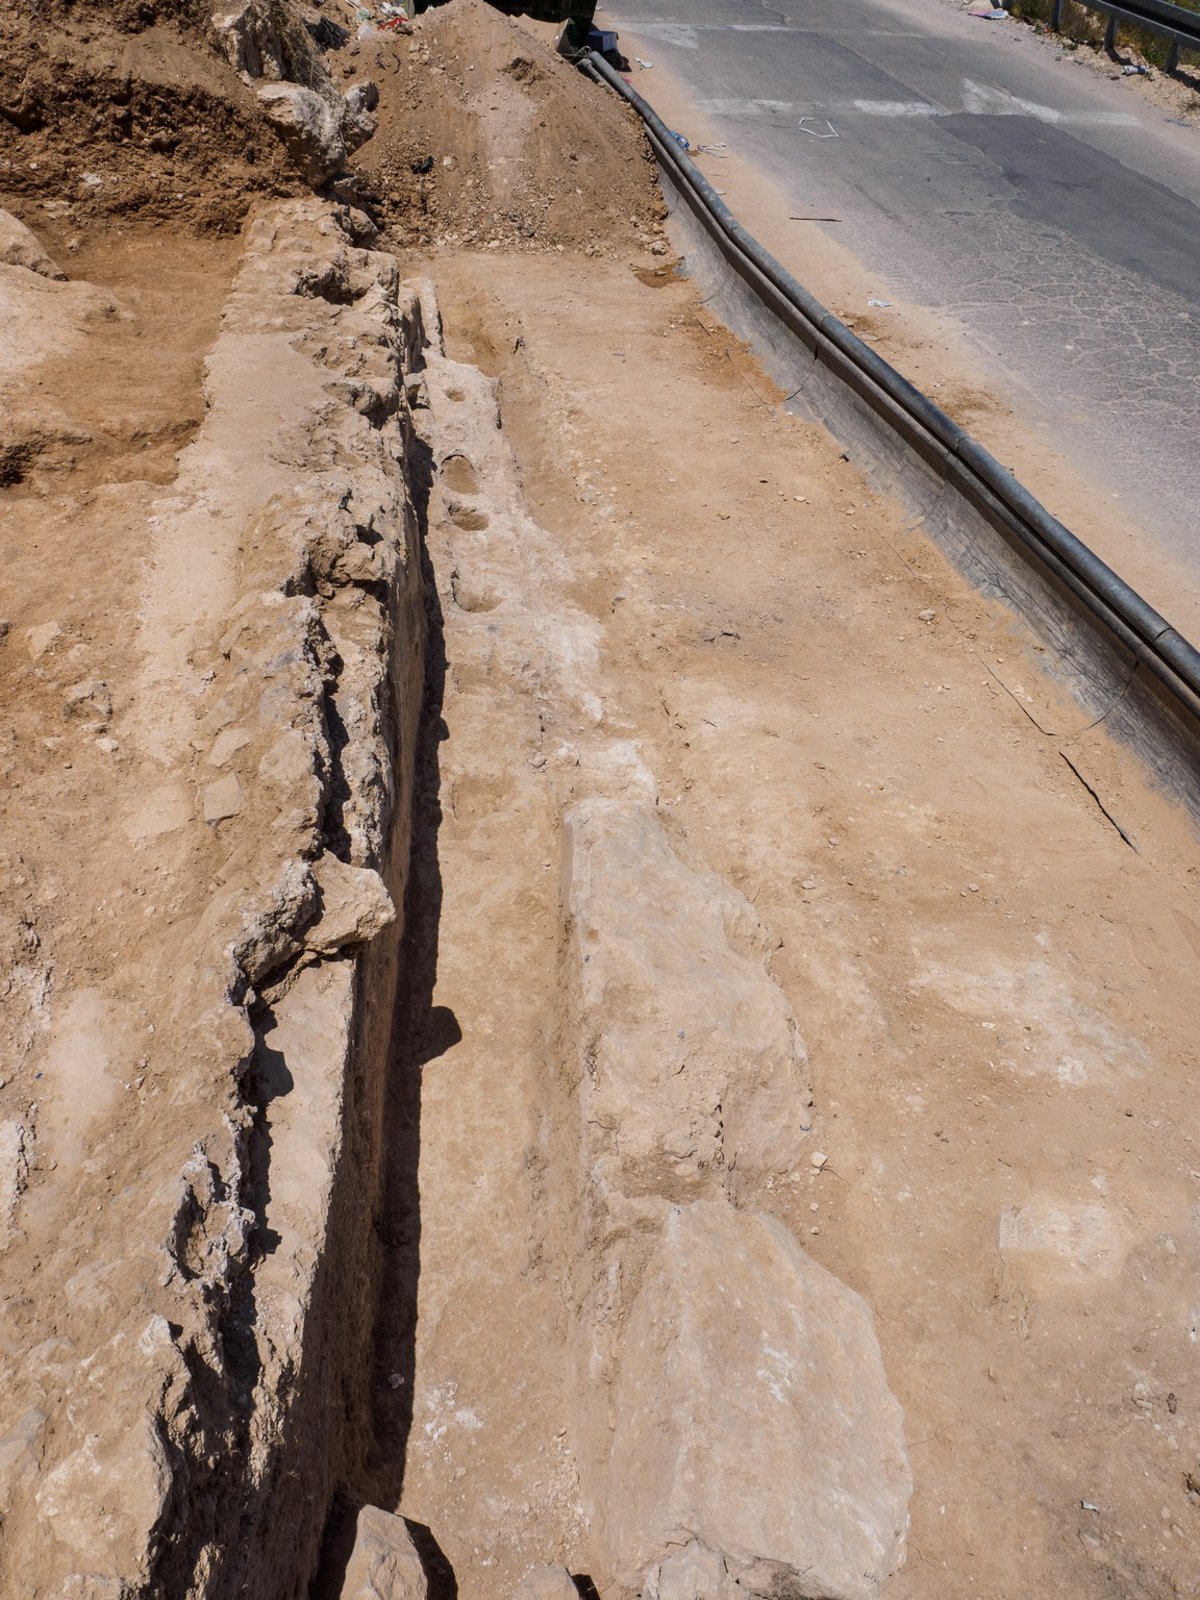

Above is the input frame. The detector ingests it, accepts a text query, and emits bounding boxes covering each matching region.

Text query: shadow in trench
[311,434,462,1600]
[369,432,461,1500]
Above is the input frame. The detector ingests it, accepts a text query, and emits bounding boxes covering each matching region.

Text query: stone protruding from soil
[220,0,378,182]
[0,198,431,1599]
[606,1199,912,1600]
[514,1565,580,1600]
[0,209,65,279]
[257,78,378,184]
[338,1505,428,1600]
[551,800,908,1596]
[307,857,396,956]
[559,798,812,1410]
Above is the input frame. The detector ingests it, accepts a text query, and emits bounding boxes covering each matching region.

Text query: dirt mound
[344,0,664,253]
[1,0,662,247]
[0,0,320,231]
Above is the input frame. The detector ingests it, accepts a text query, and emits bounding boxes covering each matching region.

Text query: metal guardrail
[1046,0,1200,67]
[580,48,1200,766]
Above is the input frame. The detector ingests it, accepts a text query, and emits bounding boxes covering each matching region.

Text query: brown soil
[0,0,305,232]
[344,0,664,251]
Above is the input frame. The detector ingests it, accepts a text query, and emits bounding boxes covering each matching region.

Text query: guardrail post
[1166,40,1181,70]
[1104,13,1118,49]
[1051,0,1063,28]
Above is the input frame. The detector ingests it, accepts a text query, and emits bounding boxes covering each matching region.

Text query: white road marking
[852,99,943,117]
[696,85,1138,129]
[635,21,699,47]
[698,98,800,115]
[618,19,915,34]
[960,77,1138,126]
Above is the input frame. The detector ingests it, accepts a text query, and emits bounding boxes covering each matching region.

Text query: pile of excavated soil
[343,0,665,252]
[0,0,308,231]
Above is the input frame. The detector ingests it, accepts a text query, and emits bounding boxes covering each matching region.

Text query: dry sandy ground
[0,225,237,1190]
[370,240,1200,1598]
[2,2,1199,1593]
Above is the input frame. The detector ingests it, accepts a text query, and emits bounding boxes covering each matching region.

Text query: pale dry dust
[0,226,237,1142]
[373,240,1200,1599]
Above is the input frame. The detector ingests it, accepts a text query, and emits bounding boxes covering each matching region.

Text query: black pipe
[581,51,1200,733]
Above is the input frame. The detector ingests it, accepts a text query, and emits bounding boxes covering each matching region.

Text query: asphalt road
[601,0,1200,593]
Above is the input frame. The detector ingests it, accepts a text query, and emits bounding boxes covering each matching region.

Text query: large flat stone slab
[562,797,811,1215]
[603,1198,911,1600]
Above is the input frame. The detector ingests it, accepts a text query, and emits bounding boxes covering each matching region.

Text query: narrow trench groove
[308,434,466,1600]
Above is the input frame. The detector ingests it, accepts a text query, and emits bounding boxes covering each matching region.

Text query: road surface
[602,0,1200,605]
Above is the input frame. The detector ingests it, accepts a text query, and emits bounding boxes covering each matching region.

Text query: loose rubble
[339,1505,429,1600]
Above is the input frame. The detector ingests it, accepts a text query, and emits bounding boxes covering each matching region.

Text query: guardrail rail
[1045,0,1200,70]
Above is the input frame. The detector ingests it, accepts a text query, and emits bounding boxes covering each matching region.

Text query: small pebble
[811,1151,828,1170]
[918,608,937,622]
